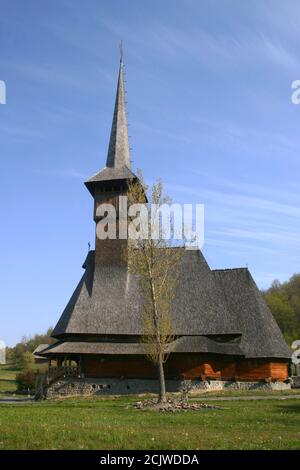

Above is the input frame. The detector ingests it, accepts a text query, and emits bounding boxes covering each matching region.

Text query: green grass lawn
[190,388,300,398]
[0,364,17,397]
[0,396,299,450]
[0,366,299,450]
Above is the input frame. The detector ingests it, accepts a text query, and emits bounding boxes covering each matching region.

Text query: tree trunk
[158,353,166,403]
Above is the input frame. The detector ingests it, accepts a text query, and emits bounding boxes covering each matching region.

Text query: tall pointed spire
[85,47,137,196]
[106,48,131,169]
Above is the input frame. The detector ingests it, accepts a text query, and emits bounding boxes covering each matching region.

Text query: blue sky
[1,0,300,346]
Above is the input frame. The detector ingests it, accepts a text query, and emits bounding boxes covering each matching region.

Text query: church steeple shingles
[84,55,136,265]
[85,56,136,197]
[106,57,131,169]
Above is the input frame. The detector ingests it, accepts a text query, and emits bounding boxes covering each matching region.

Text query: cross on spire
[119,40,124,63]
[106,44,130,169]
[85,45,137,196]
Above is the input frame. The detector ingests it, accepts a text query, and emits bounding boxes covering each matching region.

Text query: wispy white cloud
[166,182,300,218]
[183,115,300,163]
[45,3,300,74]
[205,237,279,256]
[187,170,300,203]
[166,177,300,278]
[204,189,300,218]
[262,36,299,70]
[209,227,300,245]
[127,20,300,73]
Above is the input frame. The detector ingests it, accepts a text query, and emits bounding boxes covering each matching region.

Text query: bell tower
[85,53,137,266]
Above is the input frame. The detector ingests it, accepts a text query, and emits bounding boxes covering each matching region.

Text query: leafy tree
[15,370,36,392]
[126,174,183,403]
[262,275,300,345]
[10,327,54,369]
[19,351,35,371]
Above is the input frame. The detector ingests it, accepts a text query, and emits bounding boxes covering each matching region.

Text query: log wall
[270,362,289,380]
[82,354,289,381]
[83,355,156,378]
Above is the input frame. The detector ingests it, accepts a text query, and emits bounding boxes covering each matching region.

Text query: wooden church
[39,56,291,395]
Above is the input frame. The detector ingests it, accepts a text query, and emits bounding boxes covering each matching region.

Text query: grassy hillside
[0,396,299,450]
[0,364,17,398]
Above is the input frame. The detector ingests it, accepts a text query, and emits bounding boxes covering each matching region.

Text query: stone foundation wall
[292,376,300,388]
[46,377,291,398]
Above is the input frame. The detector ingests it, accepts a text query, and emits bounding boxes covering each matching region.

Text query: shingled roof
[86,165,136,185]
[33,344,49,360]
[51,253,290,360]
[39,335,243,357]
[52,249,240,338]
[213,268,291,359]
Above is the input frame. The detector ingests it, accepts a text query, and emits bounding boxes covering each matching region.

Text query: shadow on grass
[275,403,300,413]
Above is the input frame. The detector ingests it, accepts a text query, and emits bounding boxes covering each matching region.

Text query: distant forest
[262,274,300,345]
[6,328,55,369]
[5,274,300,367]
